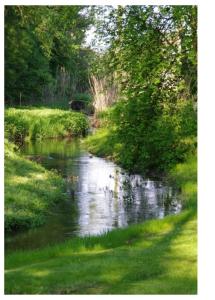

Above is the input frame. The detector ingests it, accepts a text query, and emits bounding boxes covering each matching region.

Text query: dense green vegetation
[4,107,88,231]
[5,5,197,295]
[85,105,197,175]
[5,157,197,294]
[85,127,119,160]
[5,140,65,232]
[90,5,197,173]
[83,7,198,294]
[5,107,89,142]
[5,6,94,106]
[169,155,197,210]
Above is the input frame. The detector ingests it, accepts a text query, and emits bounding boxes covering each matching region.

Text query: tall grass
[90,76,118,113]
[5,140,66,232]
[169,155,197,209]
[84,127,121,162]
[5,107,89,142]
[4,107,88,231]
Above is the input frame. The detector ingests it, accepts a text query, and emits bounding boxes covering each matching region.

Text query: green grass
[4,107,88,230]
[84,105,197,173]
[5,140,66,232]
[5,210,197,294]
[4,106,197,294]
[5,157,197,294]
[5,107,89,141]
[84,127,122,162]
[169,155,197,209]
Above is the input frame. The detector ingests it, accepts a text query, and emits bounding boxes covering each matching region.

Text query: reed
[89,75,118,113]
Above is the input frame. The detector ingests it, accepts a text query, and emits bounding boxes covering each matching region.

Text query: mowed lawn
[5,209,197,294]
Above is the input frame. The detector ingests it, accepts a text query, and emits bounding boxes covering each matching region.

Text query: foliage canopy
[90,5,197,172]
[5,6,94,104]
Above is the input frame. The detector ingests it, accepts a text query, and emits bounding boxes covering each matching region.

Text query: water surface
[5,139,182,252]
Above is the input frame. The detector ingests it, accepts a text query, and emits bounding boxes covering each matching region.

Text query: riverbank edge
[83,127,197,204]
[5,111,197,294]
[5,210,197,294]
[5,106,89,232]
[5,145,197,294]
[5,140,66,232]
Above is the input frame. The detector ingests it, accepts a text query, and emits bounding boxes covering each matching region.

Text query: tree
[93,5,197,172]
[5,6,94,104]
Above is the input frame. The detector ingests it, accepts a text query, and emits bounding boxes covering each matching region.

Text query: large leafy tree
[94,5,197,172]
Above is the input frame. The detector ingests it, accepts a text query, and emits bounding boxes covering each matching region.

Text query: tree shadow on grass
[100,208,197,294]
[5,209,197,294]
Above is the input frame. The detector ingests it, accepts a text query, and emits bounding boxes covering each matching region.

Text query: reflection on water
[5,139,182,252]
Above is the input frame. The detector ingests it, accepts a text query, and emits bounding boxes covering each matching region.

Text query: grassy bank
[5,140,65,232]
[5,107,89,141]
[169,155,197,210]
[5,157,197,294]
[84,110,121,162]
[5,212,197,294]
[5,107,88,230]
[85,121,197,212]
[84,127,120,161]
[5,107,197,294]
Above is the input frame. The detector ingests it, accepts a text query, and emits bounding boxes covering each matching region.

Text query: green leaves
[5,6,94,104]
[91,5,197,173]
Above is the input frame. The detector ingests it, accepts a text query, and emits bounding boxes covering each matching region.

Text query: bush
[85,98,197,175]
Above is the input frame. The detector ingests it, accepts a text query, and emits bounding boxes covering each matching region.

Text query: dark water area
[5,139,182,252]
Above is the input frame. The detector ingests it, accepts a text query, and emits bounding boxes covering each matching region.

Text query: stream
[5,138,182,252]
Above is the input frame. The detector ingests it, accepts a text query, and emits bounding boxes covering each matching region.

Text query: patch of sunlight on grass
[71,244,108,255]
[29,172,48,180]
[139,218,174,235]
[5,107,89,142]
[5,212,197,294]
[5,153,197,294]
[5,141,65,232]
[30,270,51,278]
[8,175,30,184]
[101,270,123,283]
[122,274,197,294]
[183,182,197,195]
[135,237,160,249]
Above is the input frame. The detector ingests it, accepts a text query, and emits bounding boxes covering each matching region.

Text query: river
[5,138,182,252]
